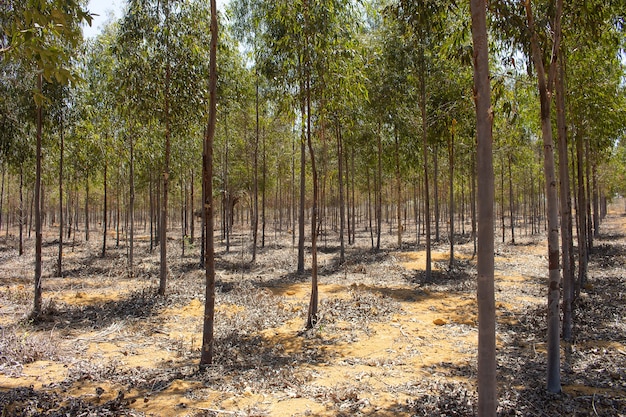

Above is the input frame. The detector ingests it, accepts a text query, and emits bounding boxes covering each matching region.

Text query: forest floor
[1,205,625,416]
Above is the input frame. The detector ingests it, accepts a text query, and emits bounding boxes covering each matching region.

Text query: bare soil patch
[1,209,625,416]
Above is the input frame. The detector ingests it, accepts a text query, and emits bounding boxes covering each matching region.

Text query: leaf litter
[0,211,625,416]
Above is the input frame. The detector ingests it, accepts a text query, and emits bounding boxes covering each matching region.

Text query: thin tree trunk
[576,132,587,293]
[376,122,382,251]
[305,61,319,330]
[57,114,64,273]
[525,0,563,393]
[448,124,455,269]
[159,0,172,296]
[102,157,107,258]
[0,164,4,233]
[297,64,306,274]
[434,145,439,242]
[85,174,89,241]
[19,168,24,256]
[200,0,218,367]
[556,52,574,342]
[33,73,43,317]
[592,163,599,237]
[337,120,345,263]
[252,76,260,262]
[190,170,195,242]
[508,155,515,244]
[129,130,135,277]
[469,0,496,412]
[420,50,432,280]
[395,126,402,249]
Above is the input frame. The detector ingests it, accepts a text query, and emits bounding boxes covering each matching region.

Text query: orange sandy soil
[1,205,626,416]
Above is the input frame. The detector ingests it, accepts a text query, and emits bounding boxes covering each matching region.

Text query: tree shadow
[403,259,476,291]
[30,288,167,331]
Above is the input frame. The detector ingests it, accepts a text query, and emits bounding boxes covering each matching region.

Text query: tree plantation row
[1,0,625,415]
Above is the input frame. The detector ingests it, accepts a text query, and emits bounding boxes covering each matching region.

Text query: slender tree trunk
[200,0,218,367]
[57,115,64,273]
[33,73,43,317]
[448,124,455,269]
[102,157,107,258]
[19,168,24,256]
[471,154,477,258]
[337,120,345,263]
[556,52,574,342]
[470,0,496,413]
[0,164,4,233]
[585,139,593,252]
[395,126,402,249]
[85,174,89,241]
[129,130,135,277]
[262,126,266,248]
[525,0,563,393]
[190,170,195,242]
[252,77,259,263]
[376,122,382,251]
[305,64,319,330]
[508,155,515,244]
[576,132,587,293]
[420,50,432,280]
[297,65,306,274]
[592,163,599,237]
[159,2,172,296]
[434,145,440,242]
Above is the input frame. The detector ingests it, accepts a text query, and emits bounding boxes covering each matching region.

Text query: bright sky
[83,0,226,39]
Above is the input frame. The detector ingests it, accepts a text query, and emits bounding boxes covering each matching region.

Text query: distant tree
[1,0,91,317]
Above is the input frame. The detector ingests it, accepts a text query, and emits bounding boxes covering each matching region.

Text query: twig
[592,393,599,416]
[194,408,242,415]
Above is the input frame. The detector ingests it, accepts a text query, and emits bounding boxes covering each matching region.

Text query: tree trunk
[337,120,346,263]
[525,0,563,393]
[19,168,24,256]
[448,123,455,269]
[159,1,172,296]
[200,0,218,367]
[252,76,260,262]
[556,52,574,342]
[376,123,382,251]
[470,0,496,413]
[57,114,64,273]
[305,66,319,330]
[395,126,402,249]
[576,130,587,294]
[102,157,107,258]
[190,170,195,242]
[33,73,43,318]
[508,155,515,244]
[434,145,440,242]
[297,72,306,274]
[420,50,432,280]
[85,174,89,241]
[129,130,135,277]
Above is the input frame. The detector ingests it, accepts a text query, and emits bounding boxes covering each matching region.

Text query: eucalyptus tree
[116,0,211,289]
[1,0,91,317]
[0,61,35,257]
[365,5,415,251]
[79,23,121,259]
[469,0,496,413]
[392,0,453,280]
[523,0,564,393]
[200,0,218,368]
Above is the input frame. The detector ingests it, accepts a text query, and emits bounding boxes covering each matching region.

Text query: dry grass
[1,210,625,416]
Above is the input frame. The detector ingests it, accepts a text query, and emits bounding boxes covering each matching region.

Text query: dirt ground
[1,204,625,416]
